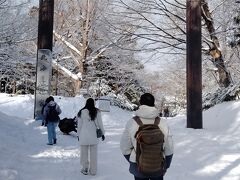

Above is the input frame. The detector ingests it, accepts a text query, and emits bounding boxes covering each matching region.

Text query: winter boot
[81,168,88,175]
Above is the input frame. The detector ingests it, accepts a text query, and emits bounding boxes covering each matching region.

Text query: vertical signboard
[34,49,52,120]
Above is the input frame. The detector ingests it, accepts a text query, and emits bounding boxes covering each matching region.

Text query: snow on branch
[86,36,124,64]
[203,82,240,109]
[53,31,82,57]
[52,59,82,81]
[86,45,112,64]
[58,56,72,61]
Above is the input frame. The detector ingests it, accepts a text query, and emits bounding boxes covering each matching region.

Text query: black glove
[101,135,105,141]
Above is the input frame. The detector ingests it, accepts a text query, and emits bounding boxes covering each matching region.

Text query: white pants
[80,145,97,174]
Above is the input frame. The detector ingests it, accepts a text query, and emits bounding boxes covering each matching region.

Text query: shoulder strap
[154,116,161,125]
[93,120,98,128]
[133,116,143,126]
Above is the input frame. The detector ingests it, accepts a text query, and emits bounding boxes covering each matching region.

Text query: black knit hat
[140,93,155,107]
[48,96,54,102]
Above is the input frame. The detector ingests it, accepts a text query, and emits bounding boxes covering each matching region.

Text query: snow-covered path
[1,93,240,180]
[0,94,132,180]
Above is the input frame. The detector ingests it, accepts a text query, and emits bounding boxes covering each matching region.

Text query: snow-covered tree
[2,0,240,111]
[50,0,146,107]
[0,0,37,94]
[108,0,235,89]
[229,0,240,47]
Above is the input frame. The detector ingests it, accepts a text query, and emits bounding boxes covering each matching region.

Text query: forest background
[0,0,240,114]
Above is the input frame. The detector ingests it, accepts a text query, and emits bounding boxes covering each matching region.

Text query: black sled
[58,117,77,134]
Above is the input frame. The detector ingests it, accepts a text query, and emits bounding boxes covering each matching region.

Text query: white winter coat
[120,105,174,163]
[77,109,105,145]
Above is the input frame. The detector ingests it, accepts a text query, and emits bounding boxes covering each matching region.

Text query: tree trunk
[201,0,232,87]
[74,80,81,95]
[77,0,95,92]
[80,0,92,76]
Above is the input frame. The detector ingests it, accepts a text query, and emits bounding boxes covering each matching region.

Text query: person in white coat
[120,93,174,180]
[77,98,105,176]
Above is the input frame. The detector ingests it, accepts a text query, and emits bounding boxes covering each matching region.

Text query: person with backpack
[43,96,62,145]
[163,107,170,117]
[41,97,50,126]
[77,98,105,176]
[120,93,174,180]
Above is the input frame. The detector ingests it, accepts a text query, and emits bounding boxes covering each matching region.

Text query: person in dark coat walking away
[41,97,51,126]
[120,93,174,180]
[77,98,105,176]
[163,107,170,117]
[43,96,62,145]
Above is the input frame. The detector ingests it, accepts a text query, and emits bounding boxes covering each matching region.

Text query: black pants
[134,176,163,180]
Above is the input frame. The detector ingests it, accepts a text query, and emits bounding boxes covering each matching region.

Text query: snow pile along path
[0,93,240,180]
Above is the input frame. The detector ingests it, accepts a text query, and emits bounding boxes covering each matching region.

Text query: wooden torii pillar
[34,0,54,119]
[186,0,203,129]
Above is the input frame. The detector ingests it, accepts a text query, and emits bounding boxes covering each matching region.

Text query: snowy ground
[0,93,240,180]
